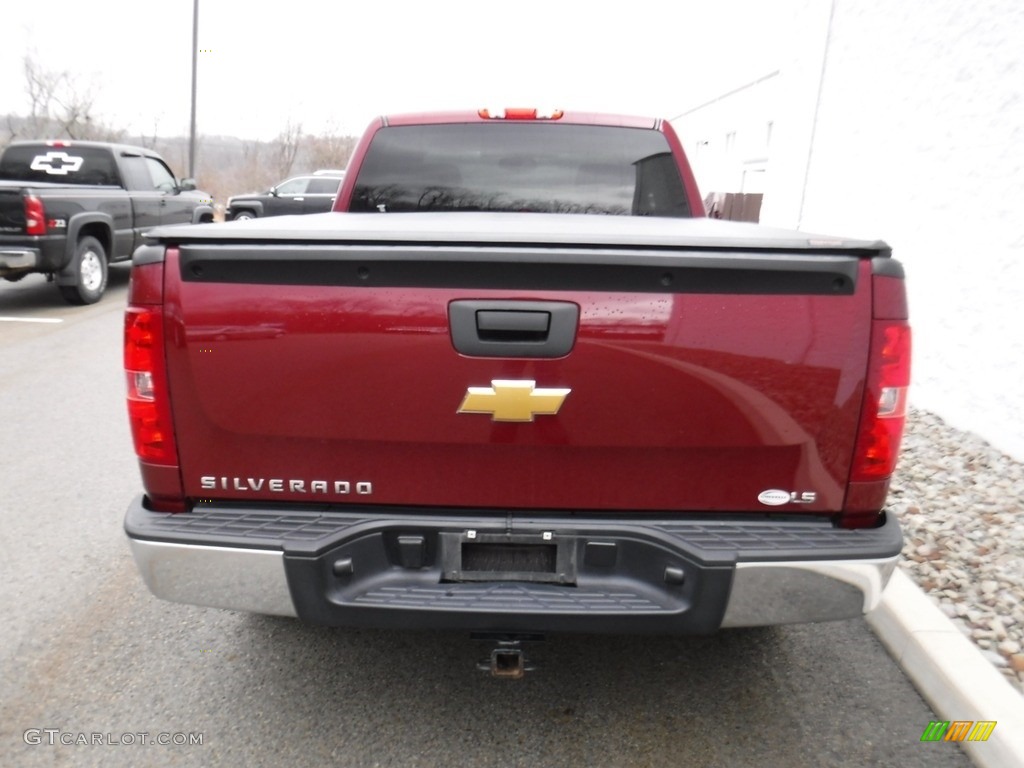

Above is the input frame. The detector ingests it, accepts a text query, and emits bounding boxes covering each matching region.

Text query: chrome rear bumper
[0,248,39,273]
[126,497,901,631]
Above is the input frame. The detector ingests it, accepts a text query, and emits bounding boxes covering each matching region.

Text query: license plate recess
[440,531,576,585]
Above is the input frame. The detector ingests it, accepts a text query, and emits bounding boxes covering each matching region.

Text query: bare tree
[235,139,274,190]
[11,53,124,142]
[23,56,63,136]
[197,138,274,217]
[138,116,162,150]
[305,130,356,171]
[241,139,263,167]
[4,116,19,145]
[271,121,303,178]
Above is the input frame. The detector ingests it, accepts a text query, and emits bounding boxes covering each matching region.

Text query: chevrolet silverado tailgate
[158,213,882,515]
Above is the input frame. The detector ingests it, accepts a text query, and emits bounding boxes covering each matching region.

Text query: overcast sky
[2,0,788,141]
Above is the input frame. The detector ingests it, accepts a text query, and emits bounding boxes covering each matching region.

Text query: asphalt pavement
[0,269,974,767]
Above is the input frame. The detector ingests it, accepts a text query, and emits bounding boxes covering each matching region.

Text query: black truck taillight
[24,194,46,235]
[124,255,185,512]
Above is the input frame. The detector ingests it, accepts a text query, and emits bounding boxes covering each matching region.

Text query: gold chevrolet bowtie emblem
[457,380,571,422]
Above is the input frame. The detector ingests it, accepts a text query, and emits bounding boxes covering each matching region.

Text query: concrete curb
[867,568,1024,767]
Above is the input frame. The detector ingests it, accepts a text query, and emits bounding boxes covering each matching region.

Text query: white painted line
[0,316,64,324]
[867,569,1024,767]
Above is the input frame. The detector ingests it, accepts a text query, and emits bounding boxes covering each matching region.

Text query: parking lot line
[0,316,64,324]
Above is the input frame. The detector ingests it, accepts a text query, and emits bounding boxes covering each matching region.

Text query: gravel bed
[887,407,1024,693]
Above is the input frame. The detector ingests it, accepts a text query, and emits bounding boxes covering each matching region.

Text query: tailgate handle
[476,310,550,340]
[450,300,578,358]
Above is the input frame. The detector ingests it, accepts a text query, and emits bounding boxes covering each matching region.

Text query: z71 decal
[30,151,84,175]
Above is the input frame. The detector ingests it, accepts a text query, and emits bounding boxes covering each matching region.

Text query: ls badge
[457,380,571,422]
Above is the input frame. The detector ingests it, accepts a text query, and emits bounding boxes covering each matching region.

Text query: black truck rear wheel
[59,236,108,305]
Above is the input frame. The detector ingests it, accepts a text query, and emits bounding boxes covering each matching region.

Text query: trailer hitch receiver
[474,635,541,678]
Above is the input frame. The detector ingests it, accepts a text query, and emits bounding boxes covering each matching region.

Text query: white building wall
[680,0,1024,460]
[676,73,781,197]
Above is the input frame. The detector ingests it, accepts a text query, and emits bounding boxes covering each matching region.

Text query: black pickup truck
[0,140,213,304]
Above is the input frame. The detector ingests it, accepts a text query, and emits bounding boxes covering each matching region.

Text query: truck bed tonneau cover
[144,211,890,256]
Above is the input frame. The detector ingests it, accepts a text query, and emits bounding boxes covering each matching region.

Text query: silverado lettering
[199,477,372,494]
[123,110,910,677]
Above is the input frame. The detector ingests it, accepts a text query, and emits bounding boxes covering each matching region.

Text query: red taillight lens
[125,307,178,465]
[126,256,185,512]
[24,194,46,236]
[851,321,912,481]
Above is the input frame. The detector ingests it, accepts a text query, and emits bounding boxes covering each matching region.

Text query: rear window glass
[350,123,690,217]
[0,145,121,186]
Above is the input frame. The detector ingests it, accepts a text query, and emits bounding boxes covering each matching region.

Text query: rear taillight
[125,256,185,511]
[851,322,911,481]
[843,270,911,527]
[125,308,177,463]
[24,194,46,235]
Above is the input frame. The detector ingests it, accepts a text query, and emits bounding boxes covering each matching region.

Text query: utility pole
[188,0,198,178]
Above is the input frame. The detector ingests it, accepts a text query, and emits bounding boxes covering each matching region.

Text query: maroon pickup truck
[123,110,910,676]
